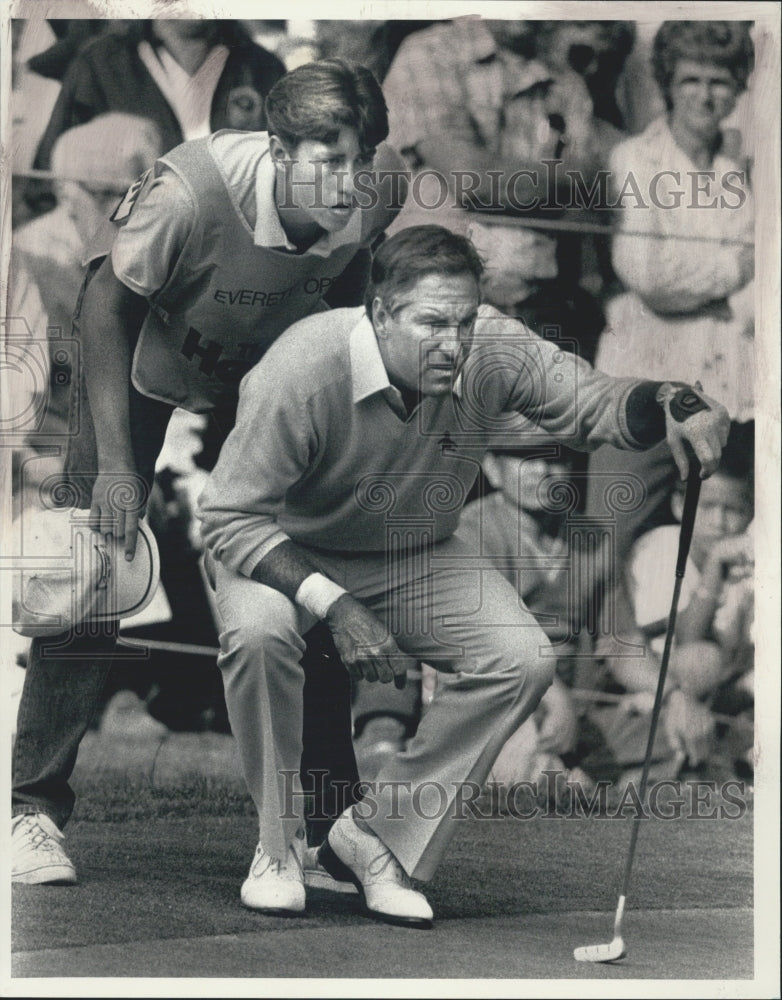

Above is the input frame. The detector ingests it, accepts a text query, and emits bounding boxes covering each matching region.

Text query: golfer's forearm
[79,259,147,468]
[250,539,343,608]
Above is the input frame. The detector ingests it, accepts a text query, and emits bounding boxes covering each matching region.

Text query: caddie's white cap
[13,507,160,638]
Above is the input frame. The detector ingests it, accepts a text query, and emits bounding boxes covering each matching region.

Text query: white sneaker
[303,845,357,894]
[320,809,433,928]
[240,836,305,914]
[12,813,77,885]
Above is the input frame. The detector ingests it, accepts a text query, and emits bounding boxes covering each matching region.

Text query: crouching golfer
[198,225,729,927]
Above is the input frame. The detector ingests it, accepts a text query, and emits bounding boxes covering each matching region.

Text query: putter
[574,459,702,964]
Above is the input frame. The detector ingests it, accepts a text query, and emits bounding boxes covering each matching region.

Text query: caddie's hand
[656,382,730,479]
[325,593,414,688]
[89,465,147,561]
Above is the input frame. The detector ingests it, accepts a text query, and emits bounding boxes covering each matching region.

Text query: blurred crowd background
[6,16,758,795]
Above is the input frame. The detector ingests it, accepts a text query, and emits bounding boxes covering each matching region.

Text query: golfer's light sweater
[198,305,649,576]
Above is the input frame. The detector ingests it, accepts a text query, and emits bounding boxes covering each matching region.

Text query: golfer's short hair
[366,226,484,315]
[265,59,388,151]
[652,21,754,109]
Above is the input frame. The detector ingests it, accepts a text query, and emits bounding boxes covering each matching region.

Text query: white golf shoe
[12,813,77,885]
[240,836,305,915]
[319,809,433,928]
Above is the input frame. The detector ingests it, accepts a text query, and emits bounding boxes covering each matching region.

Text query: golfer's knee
[217,603,303,681]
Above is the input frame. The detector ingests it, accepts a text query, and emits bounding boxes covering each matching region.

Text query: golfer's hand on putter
[325,593,413,688]
[656,382,730,480]
[89,466,147,561]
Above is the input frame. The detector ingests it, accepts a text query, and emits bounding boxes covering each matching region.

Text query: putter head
[573,935,626,963]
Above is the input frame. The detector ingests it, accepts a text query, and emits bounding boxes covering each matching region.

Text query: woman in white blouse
[587,21,755,597]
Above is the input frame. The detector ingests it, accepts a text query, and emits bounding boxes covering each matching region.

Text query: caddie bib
[126,134,367,411]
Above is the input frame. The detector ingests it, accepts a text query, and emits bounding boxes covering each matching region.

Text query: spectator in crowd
[6,268,50,495]
[381,18,619,234]
[11,60,406,888]
[25,19,285,217]
[197,224,729,922]
[533,19,636,296]
[466,214,605,365]
[585,21,755,630]
[536,20,636,131]
[315,20,436,83]
[458,446,585,791]
[24,19,129,83]
[460,447,577,645]
[12,114,164,491]
[583,422,754,785]
[10,18,62,229]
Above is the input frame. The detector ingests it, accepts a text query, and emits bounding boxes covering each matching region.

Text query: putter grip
[675,460,702,578]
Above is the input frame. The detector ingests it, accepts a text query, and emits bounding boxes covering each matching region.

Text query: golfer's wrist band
[295,573,347,619]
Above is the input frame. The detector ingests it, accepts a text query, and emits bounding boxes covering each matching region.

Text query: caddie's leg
[211,562,317,861]
[349,535,556,881]
[12,627,117,829]
[11,345,172,831]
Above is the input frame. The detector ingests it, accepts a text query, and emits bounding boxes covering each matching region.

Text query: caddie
[12,59,407,887]
[198,225,730,926]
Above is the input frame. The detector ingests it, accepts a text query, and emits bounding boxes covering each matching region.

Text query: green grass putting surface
[12,731,755,981]
[13,808,753,978]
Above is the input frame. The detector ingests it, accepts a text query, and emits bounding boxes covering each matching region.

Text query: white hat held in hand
[13,507,160,638]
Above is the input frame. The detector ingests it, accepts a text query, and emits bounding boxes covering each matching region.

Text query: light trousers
[212,534,555,881]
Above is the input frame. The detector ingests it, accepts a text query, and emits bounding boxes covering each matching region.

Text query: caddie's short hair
[265,59,388,150]
[365,225,484,315]
[652,21,754,109]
